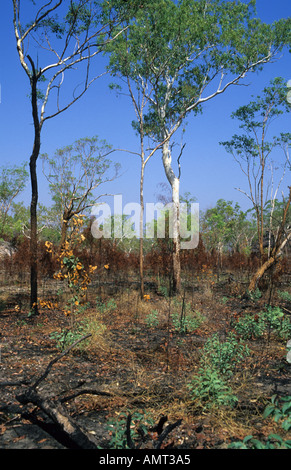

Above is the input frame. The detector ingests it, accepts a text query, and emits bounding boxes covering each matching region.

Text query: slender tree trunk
[248,186,291,292]
[139,162,145,299]
[29,62,41,315]
[249,228,291,292]
[30,150,39,314]
[162,140,181,294]
[172,177,181,294]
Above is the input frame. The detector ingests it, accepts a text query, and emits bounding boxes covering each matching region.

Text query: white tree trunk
[162,140,181,293]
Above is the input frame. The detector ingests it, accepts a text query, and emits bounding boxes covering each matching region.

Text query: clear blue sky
[0,0,290,216]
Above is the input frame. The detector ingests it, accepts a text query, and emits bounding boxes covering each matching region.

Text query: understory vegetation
[0,232,290,448]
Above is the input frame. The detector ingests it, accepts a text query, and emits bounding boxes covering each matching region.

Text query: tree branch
[30,333,91,391]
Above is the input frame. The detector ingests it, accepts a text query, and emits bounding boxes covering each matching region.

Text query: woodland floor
[0,275,290,450]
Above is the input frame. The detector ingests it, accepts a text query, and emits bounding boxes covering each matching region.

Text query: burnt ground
[0,280,290,450]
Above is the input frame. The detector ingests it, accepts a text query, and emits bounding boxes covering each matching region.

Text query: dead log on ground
[15,334,102,449]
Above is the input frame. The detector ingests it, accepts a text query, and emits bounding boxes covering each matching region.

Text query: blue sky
[0,0,290,217]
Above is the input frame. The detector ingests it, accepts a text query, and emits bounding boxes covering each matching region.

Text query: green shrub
[157,285,168,297]
[171,300,205,333]
[247,288,262,301]
[234,307,291,340]
[233,313,266,340]
[50,324,87,351]
[201,332,250,376]
[263,395,291,432]
[262,306,291,340]
[229,395,291,449]
[278,291,291,302]
[188,367,238,409]
[188,333,249,409]
[50,317,106,352]
[96,296,117,314]
[145,309,160,328]
[229,434,291,449]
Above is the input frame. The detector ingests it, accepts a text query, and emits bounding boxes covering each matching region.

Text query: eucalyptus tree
[104,27,172,298]
[41,136,119,247]
[12,0,135,314]
[104,0,290,293]
[220,77,291,292]
[202,199,252,267]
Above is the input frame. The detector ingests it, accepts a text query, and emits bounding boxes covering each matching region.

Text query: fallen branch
[30,333,92,391]
[16,389,98,449]
[60,388,113,403]
[0,379,29,388]
[15,333,100,449]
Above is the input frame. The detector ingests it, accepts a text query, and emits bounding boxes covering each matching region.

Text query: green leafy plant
[145,309,160,328]
[201,332,250,376]
[157,285,168,297]
[171,300,204,334]
[234,307,291,340]
[50,316,107,353]
[188,367,238,409]
[233,313,266,339]
[50,325,87,351]
[229,434,291,449]
[96,296,117,314]
[263,395,291,432]
[262,306,291,340]
[188,333,249,409]
[229,395,291,449]
[107,411,154,449]
[247,288,262,301]
[278,291,291,302]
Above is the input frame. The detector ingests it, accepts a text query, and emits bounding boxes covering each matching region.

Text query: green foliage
[263,395,291,432]
[106,0,289,142]
[202,199,251,254]
[233,312,265,340]
[188,367,238,409]
[50,323,88,351]
[262,306,291,340]
[145,309,160,328]
[41,136,118,235]
[233,307,291,340]
[157,285,169,298]
[50,316,106,352]
[96,296,117,314]
[230,395,291,448]
[201,332,250,377]
[220,77,291,263]
[247,288,262,301]
[0,163,29,238]
[107,410,155,449]
[171,305,204,334]
[229,434,291,449]
[278,291,291,302]
[188,332,249,409]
